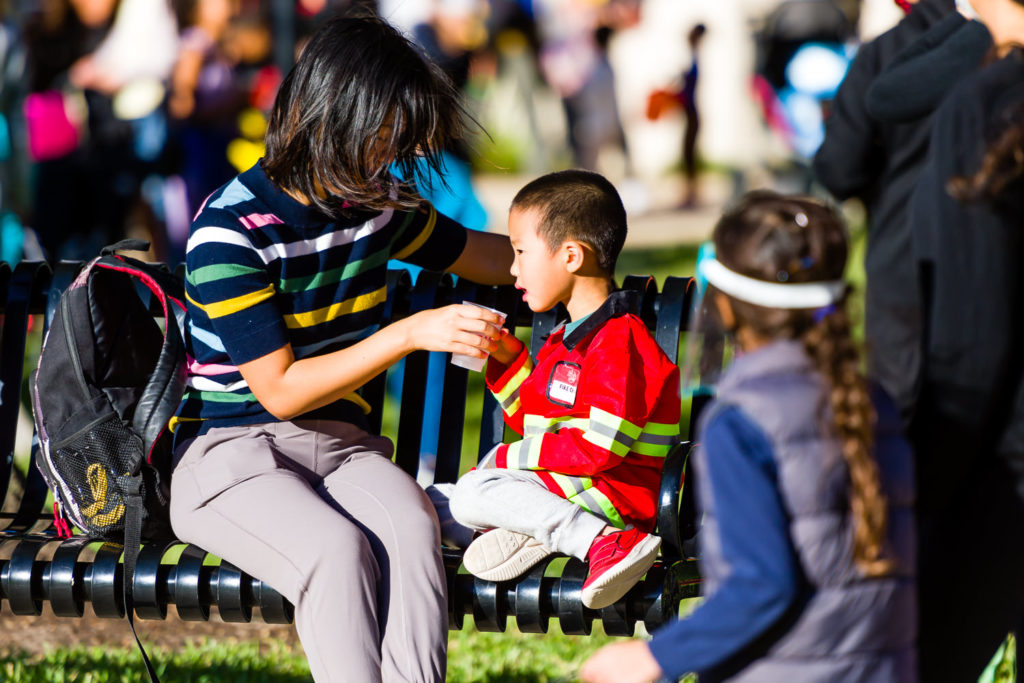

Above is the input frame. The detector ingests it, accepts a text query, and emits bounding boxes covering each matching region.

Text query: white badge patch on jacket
[547,361,581,407]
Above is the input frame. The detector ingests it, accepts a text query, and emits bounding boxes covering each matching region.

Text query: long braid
[801,299,892,577]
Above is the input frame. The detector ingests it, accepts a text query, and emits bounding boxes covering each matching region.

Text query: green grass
[447,619,624,683]
[617,244,699,287]
[0,640,310,682]
[0,624,1012,682]
[0,618,702,683]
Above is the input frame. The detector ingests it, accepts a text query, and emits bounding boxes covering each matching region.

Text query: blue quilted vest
[695,340,918,682]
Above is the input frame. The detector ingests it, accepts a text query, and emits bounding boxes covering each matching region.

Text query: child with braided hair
[581,191,917,683]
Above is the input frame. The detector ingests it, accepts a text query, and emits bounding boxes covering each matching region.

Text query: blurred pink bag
[24,91,82,161]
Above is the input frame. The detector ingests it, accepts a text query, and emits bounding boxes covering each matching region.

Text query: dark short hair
[263,12,468,217]
[510,170,627,274]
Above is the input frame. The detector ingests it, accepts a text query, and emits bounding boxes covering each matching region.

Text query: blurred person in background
[679,23,705,209]
[169,0,246,222]
[901,0,1024,674]
[220,11,276,171]
[532,0,638,174]
[646,23,706,209]
[812,0,961,420]
[0,0,33,264]
[162,0,275,264]
[23,0,177,259]
[407,0,490,230]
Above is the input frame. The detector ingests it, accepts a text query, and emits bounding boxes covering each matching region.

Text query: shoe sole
[463,531,555,582]
[581,534,662,610]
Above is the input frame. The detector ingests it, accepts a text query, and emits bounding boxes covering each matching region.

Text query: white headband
[700,258,846,309]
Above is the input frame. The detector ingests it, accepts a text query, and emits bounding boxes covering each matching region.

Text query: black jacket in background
[866,15,991,124]
[812,0,953,418]
[908,52,1024,683]
[910,52,1024,510]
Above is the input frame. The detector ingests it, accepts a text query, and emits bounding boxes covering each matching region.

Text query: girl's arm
[238,303,505,420]
[446,228,515,285]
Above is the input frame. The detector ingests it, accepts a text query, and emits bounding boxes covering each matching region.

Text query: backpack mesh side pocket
[47,413,145,537]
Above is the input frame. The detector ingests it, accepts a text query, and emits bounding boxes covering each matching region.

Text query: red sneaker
[581,527,661,609]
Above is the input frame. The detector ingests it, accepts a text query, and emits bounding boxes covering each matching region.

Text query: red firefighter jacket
[485,291,681,532]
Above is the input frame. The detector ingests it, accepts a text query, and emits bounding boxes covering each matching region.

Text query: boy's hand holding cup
[489,327,525,366]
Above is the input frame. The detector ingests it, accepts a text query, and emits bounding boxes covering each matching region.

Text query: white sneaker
[462,529,554,581]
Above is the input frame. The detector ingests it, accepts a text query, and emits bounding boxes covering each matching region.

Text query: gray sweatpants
[442,465,607,560]
[170,420,447,683]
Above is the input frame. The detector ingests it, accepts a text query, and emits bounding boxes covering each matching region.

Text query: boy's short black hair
[263,11,467,217]
[510,169,627,274]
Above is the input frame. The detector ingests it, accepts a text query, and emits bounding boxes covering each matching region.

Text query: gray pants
[170,420,447,683]
[444,467,607,560]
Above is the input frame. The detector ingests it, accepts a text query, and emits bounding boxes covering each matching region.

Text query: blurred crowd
[0,0,878,266]
[11,0,279,263]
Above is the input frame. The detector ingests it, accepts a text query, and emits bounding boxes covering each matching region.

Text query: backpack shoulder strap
[91,254,187,455]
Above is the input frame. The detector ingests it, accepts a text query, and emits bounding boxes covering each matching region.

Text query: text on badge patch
[547,361,582,407]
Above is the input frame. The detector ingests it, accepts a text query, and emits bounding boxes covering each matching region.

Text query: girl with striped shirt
[168,13,513,682]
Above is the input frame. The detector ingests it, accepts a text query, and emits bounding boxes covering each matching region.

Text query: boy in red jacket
[446,169,681,610]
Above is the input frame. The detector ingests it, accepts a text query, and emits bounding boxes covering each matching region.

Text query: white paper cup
[451,301,507,372]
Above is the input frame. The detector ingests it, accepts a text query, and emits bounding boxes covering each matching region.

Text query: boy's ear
[563,240,587,274]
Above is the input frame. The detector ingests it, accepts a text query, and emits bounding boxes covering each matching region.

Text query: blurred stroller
[751,0,856,192]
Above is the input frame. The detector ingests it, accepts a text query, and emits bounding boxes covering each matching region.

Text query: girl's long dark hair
[948,49,1024,203]
[714,191,892,577]
[263,11,469,217]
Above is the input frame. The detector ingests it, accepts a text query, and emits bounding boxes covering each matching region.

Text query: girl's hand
[404,304,504,359]
[489,329,524,366]
[578,640,663,683]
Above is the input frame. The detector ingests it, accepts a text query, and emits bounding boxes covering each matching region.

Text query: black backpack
[30,239,186,681]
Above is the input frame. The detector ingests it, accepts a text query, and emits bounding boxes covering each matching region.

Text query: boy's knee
[449,472,491,527]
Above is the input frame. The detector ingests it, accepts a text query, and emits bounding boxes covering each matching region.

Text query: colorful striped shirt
[172,161,467,442]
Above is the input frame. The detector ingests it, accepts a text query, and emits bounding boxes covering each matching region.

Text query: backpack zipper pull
[52,501,73,538]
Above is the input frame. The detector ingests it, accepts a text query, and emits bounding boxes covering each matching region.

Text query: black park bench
[0,259,702,638]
